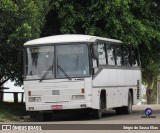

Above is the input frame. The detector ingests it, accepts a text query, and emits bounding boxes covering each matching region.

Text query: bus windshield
[25,44,90,80]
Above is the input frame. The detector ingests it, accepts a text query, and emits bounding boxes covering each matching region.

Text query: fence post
[21,92,24,103]
[0,91,3,101]
[13,92,18,103]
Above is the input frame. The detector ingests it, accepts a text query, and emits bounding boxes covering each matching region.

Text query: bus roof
[24,34,122,45]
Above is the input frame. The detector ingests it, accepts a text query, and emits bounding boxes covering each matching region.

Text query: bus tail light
[28,91,31,96]
[81,88,85,93]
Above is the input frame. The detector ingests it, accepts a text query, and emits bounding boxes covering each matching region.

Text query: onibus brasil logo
[145,108,152,117]
[141,108,156,118]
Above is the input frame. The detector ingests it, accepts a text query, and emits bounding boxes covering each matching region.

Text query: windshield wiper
[39,65,54,82]
[57,65,72,80]
[58,65,72,80]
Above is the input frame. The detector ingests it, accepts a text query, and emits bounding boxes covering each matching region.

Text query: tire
[115,92,132,115]
[124,92,132,114]
[92,97,102,119]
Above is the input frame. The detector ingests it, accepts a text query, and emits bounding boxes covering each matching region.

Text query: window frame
[24,42,92,81]
[92,39,141,68]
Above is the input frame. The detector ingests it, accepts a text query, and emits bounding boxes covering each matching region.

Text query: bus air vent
[137,80,140,99]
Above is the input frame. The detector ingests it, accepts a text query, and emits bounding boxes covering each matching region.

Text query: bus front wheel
[92,96,102,119]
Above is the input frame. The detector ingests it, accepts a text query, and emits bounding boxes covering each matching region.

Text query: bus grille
[137,80,140,99]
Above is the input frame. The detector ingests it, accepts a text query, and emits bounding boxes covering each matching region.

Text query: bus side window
[98,42,107,65]
[106,44,116,65]
[115,45,123,66]
[123,45,132,66]
[131,48,139,67]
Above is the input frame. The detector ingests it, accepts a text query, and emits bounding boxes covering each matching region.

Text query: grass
[0,102,27,122]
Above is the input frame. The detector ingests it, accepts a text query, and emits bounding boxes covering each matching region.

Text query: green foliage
[41,0,160,103]
[1,0,160,96]
[49,0,160,46]
[0,0,50,86]
[45,0,160,85]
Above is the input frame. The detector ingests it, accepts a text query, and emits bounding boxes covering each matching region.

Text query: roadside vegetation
[0,102,26,122]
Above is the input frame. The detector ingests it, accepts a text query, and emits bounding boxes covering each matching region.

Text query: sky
[3,80,25,102]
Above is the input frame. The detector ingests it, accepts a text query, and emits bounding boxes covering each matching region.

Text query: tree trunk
[146,89,153,104]
[146,78,154,104]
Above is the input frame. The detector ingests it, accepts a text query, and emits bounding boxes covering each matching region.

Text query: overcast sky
[3,80,24,101]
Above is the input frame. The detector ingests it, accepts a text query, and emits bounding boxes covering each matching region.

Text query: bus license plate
[51,105,62,110]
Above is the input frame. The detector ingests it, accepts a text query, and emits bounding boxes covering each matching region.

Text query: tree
[0,0,50,87]
[135,0,160,104]
[42,0,160,104]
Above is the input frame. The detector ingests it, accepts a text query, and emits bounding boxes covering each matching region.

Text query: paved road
[1,104,160,133]
[29,104,160,124]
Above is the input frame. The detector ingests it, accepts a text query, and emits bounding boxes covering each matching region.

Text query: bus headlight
[72,95,85,100]
[29,97,41,102]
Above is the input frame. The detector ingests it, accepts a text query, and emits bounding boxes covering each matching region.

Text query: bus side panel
[93,69,109,87]
[91,88,101,109]
[84,77,92,103]
[92,68,141,109]
[105,87,122,108]
[125,70,134,85]
[122,87,129,106]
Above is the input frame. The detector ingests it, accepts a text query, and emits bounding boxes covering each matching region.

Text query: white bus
[23,34,141,120]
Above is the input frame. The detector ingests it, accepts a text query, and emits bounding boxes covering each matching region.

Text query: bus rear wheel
[115,92,132,115]
[124,92,132,114]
